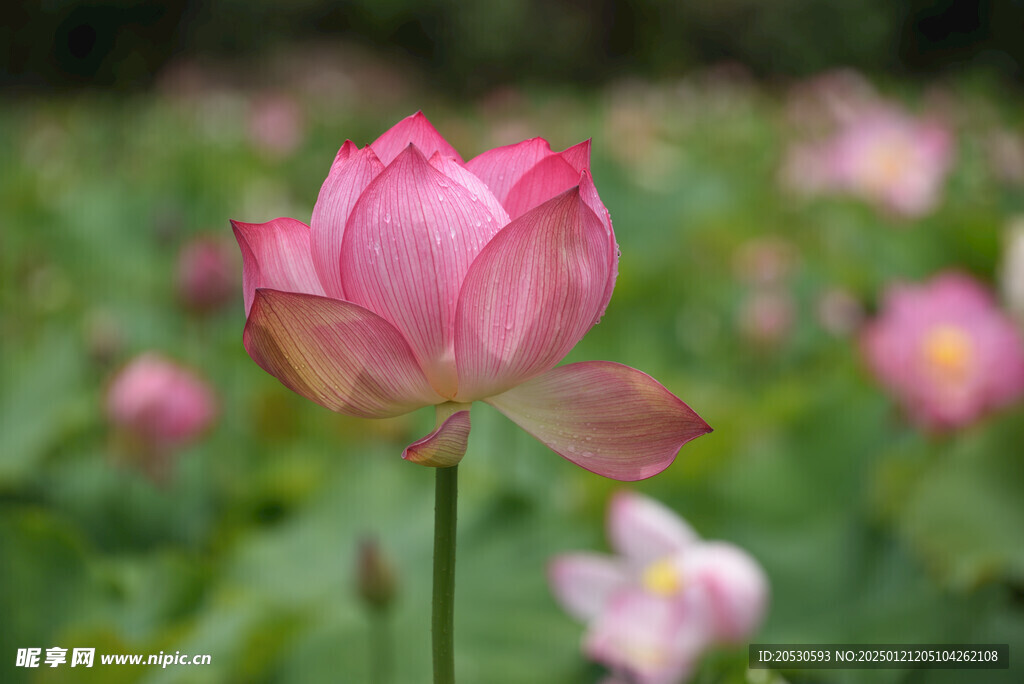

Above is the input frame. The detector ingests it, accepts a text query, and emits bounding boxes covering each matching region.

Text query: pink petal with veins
[232,218,325,315]
[311,142,385,299]
[243,289,442,418]
[485,362,711,481]
[370,111,463,165]
[454,185,614,400]
[340,145,502,398]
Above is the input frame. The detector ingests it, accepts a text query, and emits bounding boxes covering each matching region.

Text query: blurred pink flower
[550,491,769,684]
[247,93,305,157]
[106,353,218,448]
[784,105,954,218]
[737,290,796,347]
[233,112,710,479]
[176,235,239,313]
[862,272,1024,430]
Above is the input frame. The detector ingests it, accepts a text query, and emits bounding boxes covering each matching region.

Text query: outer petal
[370,111,463,165]
[310,142,385,299]
[465,137,554,208]
[402,403,472,467]
[454,185,614,401]
[548,552,630,623]
[485,361,712,481]
[232,218,325,315]
[243,289,442,418]
[341,145,502,398]
[609,491,699,566]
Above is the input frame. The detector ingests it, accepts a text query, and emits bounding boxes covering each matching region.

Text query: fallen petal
[485,361,711,481]
[243,289,442,418]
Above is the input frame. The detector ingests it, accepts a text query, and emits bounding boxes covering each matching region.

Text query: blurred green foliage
[5,0,1024,92]
[2,68,1024,684]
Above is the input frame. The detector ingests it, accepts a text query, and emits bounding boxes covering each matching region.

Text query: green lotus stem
[432,465,458,683]
[370,609,391,684]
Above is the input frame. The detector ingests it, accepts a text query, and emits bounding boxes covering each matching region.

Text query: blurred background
[2,1,1024,682]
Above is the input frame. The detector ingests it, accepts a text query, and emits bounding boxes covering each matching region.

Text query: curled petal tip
[402,403,472,468]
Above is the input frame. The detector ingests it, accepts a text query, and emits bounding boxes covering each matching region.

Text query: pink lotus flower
[106,353,218,448]
[232,112,710,479]
[550,492,769,684]
[176,235,239,313]
[784,104,953,218]
[862,272,1024,430]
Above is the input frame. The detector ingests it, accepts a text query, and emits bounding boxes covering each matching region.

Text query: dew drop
[383,211,391,224]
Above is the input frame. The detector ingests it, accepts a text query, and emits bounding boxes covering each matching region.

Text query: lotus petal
[454,185,614,400]
[243,289,442,418]
[341,145,502,397]
[402,403,472,467]
[485,362,711,481]
[232,218,325,315]
[608,491,699,565]
[311,142,385,299]
[549,553,629,622]
[371,111,463,166]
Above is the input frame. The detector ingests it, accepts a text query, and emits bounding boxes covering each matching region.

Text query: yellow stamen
[921,324,973,384]
[641,558,681,597]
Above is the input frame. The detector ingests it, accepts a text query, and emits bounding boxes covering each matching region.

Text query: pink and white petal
[504,154,583,219]
[609,491,699,565]
[485,362,712,481]
[548,552,630,623]
[679,541,769,643]
[402,409,471,468]
[465,137,554,207]
[428,152,510,228]
[454,188,614,401]
[370,112,463,166]
[243,289,442,418]
[310,142,384,299]
[559,139,592,174]
[232,218,325,315]
[584,589,704,684]
[341,145,502,398]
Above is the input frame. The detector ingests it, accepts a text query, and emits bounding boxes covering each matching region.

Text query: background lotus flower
[176,235,239,313]
[784,103,953,218]
[861,272,1024,430]
[549,491,769,684]
[233,112,710,480]
[106,352,218,449]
